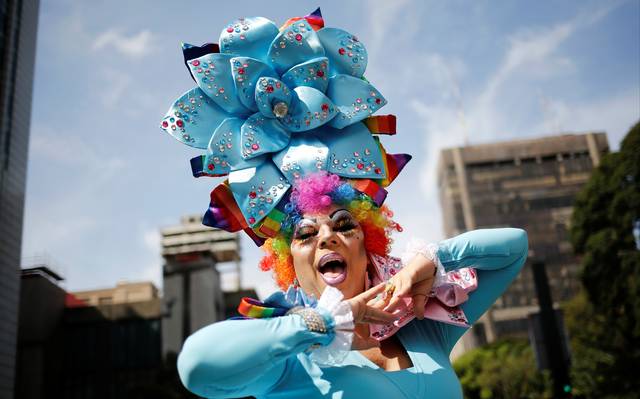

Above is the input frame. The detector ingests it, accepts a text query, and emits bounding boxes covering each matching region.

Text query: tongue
[322,264,345,278]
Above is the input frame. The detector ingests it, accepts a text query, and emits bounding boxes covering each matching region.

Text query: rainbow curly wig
[259,172,402,289]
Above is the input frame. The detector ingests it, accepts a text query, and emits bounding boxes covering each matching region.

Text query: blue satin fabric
[231,57,278,111]
[160,87,229,149]
[317,28,367,77]
[219,17,280,64]
[228,162,291,227]
[317,123,385,180]
[281,57,330,92]
[177,228,529,399]
[267,20,326,75]
[160,13,392,227]
[272,134,329,182]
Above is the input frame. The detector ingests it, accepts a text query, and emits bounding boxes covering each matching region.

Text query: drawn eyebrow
[329,208,350,218]
[295,218,317,229]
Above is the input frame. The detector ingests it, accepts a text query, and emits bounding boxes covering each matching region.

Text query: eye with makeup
[293,225,317,243]
[292,210,359,244]
[332,211,357,233]
[293,217,319,243]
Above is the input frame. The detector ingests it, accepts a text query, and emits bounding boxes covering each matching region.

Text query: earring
[293,277,300,288]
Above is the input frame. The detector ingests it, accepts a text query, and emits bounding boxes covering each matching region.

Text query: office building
[437,132,608,357]
[16,269,165,398]
[161,215,240,357]
[72,281,159,306]
[0,0,39,395]
[15,267,65,399]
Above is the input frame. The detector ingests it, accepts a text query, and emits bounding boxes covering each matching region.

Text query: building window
[98,296,113,305]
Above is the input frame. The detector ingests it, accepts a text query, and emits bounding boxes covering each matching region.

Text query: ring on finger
[383,281,396,299]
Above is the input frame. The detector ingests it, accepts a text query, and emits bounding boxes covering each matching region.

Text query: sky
[22,0,640,297]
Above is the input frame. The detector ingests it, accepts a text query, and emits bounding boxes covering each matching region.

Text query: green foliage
[563,292,620,398]
[570,121,640,310]
[566,121,640,398]
[453,338,552,399]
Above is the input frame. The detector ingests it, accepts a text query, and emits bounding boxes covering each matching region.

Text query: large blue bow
[160,10,389,229]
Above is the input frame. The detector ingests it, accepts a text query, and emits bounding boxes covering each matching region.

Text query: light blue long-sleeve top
[178,228,528,398]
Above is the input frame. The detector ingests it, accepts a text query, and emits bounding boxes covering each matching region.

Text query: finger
[384,295,404,313]
[391,278,414,299]
[357,282,387,302]
[382,280,396,300]
[360,311,394,325]
[363,307,396,324]
[412,294,428,320]
[367,295,387,309]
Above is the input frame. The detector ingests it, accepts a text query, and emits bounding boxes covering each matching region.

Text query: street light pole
[531,260,572,398]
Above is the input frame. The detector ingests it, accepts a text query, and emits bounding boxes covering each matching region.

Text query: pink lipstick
[317,253,348,286]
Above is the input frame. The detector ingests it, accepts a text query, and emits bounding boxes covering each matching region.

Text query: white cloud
[481,2,618,110]
[143,229,161,253]
[366,0,418,57]
[23,124,128,264]
[409,3,630,239]
[139,225,162,281]
[98,67,133,108]
[541,89,640,150]
[30,125,126,178]
[421,54,469,102]
[92,29,158,58]
[95,67,159,114]
[31,126,96,164]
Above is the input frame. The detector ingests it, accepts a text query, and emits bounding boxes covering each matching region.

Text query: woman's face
[290,204,368,299]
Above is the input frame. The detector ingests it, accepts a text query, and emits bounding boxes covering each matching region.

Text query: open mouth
[317,253,348,286]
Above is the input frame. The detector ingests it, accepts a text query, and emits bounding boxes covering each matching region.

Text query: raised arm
[177,283,393,398]
[177,316,331,398]
[436,228,528,351]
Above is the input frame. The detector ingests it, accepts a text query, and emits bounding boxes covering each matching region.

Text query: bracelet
[286,306,328,333]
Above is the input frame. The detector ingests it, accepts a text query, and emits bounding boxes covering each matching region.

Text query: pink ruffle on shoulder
[367,253,477,341]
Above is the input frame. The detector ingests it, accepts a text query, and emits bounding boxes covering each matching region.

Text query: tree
[453,338,552,399]
[567,121,640,398]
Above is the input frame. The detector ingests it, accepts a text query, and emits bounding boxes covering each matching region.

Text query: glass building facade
[0,0,39,396]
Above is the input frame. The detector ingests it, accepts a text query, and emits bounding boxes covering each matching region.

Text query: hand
[346,282,396,324]
[385,253,437,319]
[345,283,396,350]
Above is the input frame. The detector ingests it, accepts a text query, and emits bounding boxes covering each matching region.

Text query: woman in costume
[160,9,528,398]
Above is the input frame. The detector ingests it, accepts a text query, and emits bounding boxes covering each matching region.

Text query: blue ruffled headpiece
[160,8,411,245]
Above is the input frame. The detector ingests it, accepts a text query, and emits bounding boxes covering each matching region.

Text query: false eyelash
[334,217,357,231]
[296,235,316,245]
[294,229,317,243]
[340,229,357,238]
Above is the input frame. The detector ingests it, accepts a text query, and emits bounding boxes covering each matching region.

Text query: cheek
[290,245,315,277]
[345,229,365,249]
[343,230,367,265]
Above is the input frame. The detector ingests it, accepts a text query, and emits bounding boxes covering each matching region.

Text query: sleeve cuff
[401,238,447,288]
[308,286,354,367]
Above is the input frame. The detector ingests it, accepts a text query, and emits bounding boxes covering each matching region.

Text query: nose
[318,224,338,249]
